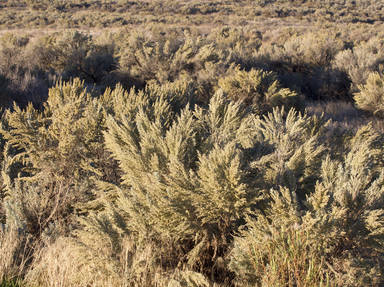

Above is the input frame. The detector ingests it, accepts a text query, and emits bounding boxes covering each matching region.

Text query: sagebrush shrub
[49,88,261,285]
[0,78,118,285]
[57,92,334,286]
[0,72,382,286]
[256,30,349,101]
[230,124,384,286]
[0,79,115,238]
[252,107,327,197]
[354,72,384,117]
[0,216,31,284]
[218,67,300,113]
[333,37,384,90]
[118,29,200,84]
[30,31,116,83]
[229,187,331,287]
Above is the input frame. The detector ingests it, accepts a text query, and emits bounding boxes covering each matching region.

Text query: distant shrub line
[0,27,383,119]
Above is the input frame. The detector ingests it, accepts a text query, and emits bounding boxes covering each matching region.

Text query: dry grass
[0,226,32,283]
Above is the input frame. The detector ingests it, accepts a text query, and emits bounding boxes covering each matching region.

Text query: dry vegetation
[1,0,384,286]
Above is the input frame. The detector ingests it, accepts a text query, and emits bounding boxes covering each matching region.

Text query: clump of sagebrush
[30,31,116,83]
[354,72,384,117]
[26,78,217,286]
[230,124,384,286]
[281,31,344,68]
[0,78,109,188]
[117,26,263,100]
[251,107,328,198]
[39,86,335,286]
[0,33,29,77]
[29,87,263,286]
[229,186,330,286]
[256,30,349,101]
[0,208,32,284]
[205,26,262,69]
[118,29,201,85]
[218,67,301,113]
[2,77,384,287]
[333,37,384,90]
[0,33,47,106]
[0,79,113,283]
[99,89,261,283]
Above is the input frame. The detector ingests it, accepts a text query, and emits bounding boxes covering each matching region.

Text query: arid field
[1,1,384,286]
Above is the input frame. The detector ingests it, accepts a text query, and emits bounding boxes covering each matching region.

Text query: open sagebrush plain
[1,0,384,286]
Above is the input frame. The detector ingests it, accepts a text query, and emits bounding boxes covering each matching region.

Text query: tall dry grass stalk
[0,225,31,283]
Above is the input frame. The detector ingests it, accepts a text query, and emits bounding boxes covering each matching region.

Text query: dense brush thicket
[1,26,384,116]
[1,1,384,286]
[0,76,383,286]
